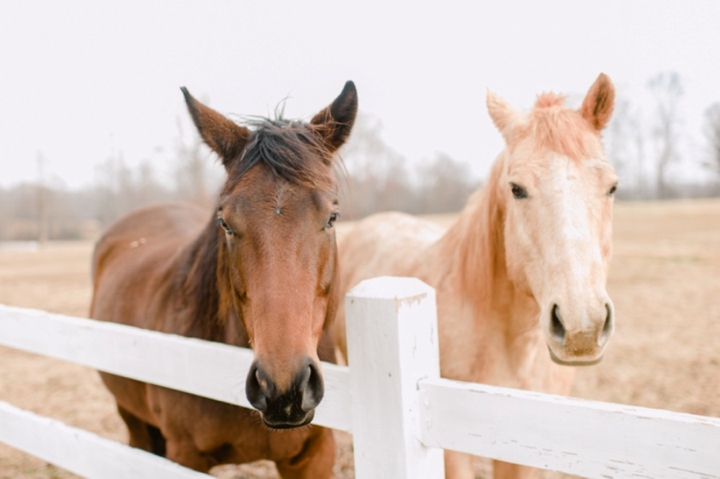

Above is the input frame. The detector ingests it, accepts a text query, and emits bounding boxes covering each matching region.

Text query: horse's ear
[310,81,358,153]
[580,73,615,131]
[487,89,525,144]
[181,87,251,169]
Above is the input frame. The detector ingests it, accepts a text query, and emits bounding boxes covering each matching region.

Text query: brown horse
[90,81,357,477]
[334,74,617,479]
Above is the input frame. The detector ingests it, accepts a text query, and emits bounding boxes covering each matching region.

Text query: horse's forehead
[507,146,613,183]
[223,168,334,232]
[227,167,307,203]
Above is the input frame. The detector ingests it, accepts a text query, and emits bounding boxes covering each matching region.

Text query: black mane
[225,118,334,190]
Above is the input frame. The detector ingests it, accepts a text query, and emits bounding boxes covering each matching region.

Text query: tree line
[3,70,720,243]
[605,71,720,199]
[0,113,477,242]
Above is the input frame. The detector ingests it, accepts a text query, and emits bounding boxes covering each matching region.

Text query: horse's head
[182,82,357,427]
[487,74,617,366]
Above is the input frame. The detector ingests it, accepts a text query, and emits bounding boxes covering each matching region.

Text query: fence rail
[418,378,720,478]
[1,277,720,479]
[0,304,351,432]
[0,401,211,479]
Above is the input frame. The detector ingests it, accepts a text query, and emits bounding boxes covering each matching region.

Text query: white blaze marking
[554,157,594,326]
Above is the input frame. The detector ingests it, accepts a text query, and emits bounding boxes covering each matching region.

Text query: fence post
[345,276,445,479]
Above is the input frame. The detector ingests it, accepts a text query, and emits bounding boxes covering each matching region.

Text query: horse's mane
[442,157,505,314]
[178,222,227,341]
[179,118,337,342]
[523,93,600,162]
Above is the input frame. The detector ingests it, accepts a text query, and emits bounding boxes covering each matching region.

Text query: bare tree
[604,98,636,197]
[647,71,683,199]
[631,110,649,199]
[135,159,162,206]
[173,117,220,207]
[36,151,50,247]
[702,102,720,182]
[416,152,477,214]
[605,97,632,178]
[115,152,137,215]
[93,152,120,226]
[340,113,417,219]
[603,97,651,199]
[0,187,6,240]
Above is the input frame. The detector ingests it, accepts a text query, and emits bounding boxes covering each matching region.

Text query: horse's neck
[438,159,507,314]
[438,157,541,366]
[177,220,249,347]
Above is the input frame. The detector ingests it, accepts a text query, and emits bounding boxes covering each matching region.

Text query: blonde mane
[444,157,505,314]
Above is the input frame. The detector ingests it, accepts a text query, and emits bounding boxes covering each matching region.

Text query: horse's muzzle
[245,357,324,428]
[547,345,604,366]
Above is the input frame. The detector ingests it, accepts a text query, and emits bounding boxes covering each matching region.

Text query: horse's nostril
[245,365,268,412]
[600,303,613,345]
[300,362,324,412]
[551,304,565,343]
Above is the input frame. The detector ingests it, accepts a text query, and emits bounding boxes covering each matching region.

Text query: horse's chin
[261,411,315,430]
[547,346,604,366]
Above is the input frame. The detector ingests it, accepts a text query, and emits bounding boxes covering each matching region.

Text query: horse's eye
[510,183,528,199]
[608,184,618,196]
[217,218,234,236]
[326,212,339,229]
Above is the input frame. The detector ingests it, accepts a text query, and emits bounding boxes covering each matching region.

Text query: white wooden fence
[1,277,719,478]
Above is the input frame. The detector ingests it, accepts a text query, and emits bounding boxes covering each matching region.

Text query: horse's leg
[275,427,335,479]
[444,450,475,479]
[493,460,536,479]
[146,423,167,457]
[164,436,214,472]
[117,406,165,456]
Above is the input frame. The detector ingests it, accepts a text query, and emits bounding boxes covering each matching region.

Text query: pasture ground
[1,198,719,479]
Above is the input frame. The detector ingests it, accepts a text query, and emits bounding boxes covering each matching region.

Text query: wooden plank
[0,304,351,432]
[345,277,445,479]
[0,400,211,479]
[419,378,720,478]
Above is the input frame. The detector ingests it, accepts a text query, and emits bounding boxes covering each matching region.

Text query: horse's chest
[147,385,310,462]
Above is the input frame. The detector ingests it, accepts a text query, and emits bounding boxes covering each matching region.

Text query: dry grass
[1,199,719,478]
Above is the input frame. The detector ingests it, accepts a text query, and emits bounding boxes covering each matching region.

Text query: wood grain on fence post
[345,277,445,479]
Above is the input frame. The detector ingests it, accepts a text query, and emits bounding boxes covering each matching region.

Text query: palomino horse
[90,81,357,477]
[334,74,617,479]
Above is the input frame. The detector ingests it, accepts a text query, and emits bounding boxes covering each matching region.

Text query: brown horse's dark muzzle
[245,358,324,428]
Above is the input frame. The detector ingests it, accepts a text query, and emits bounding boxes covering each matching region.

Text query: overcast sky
[2,1,720,188]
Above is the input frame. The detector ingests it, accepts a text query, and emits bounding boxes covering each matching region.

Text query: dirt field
[1,199,719,478]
